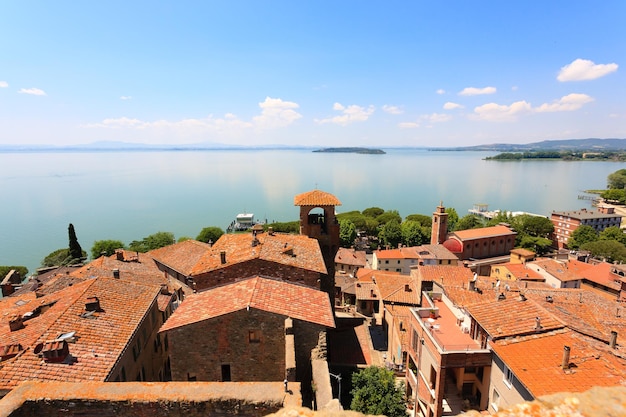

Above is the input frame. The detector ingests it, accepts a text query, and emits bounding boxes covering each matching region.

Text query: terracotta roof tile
[354,281,379,301]
[371,273,419,305]
[451,225,516,240]
[149,240,212,275]
[159,276,335,332]
[0,277,161,389]
[522,287,626,342]
[529,259,586,282]
[467,298,564,339]
[293,190,341,206]
[581,261,622,290]
[190,232,327,275]
[492,330,626,397]
[335,248,367,268]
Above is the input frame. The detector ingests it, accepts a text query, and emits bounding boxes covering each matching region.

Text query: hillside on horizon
[0,138,625,152]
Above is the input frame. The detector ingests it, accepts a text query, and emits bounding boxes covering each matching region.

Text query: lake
[0,149,620,275]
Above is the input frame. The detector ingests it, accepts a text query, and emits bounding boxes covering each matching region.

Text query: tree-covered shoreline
[485,151,626,161]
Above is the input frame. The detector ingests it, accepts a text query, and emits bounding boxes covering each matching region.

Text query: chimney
[497,292,506,301]
[85,296,101,312]
[469,280,476,291]
[546,295,554,303]
[268,227,274,236]
[535,316,542,330]
[220,251,227,264]
[405,284,410,292]
[610,331,618,349]
[112,269,120,279]
[41,340,70,363]
[8,315,24,332]
[519,293,527,301]
[562,345,571,370]
[115,249,124,261]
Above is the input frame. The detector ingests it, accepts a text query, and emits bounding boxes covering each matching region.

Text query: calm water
[0,149,620,274]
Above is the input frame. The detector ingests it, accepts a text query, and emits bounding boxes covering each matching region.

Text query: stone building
[551,205,623,249]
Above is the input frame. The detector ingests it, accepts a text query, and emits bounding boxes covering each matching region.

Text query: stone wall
[167,309,286,382]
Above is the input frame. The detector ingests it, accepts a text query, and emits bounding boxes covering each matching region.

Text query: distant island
[313,147,386,154]
[485,150,626,162]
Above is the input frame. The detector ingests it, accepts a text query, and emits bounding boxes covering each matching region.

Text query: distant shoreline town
[1,137,625,153]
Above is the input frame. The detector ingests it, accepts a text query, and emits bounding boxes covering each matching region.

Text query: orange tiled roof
[354,281,379,301]
[581,261,622,290]
[451,225,516,240]
[149,240,212,276]
[335,248,367,267]
[417,265,474,285]
[467,297,564,339]
[0,277,162,389]
[376,245,457,261]
[190,232,327,275]
[493,263,544,280]
[293,189,341,206]
[159,276,335,332]
[522,287,626,342]
[372,273,419,305]
[529,259,585,282]
[491,329,626,397]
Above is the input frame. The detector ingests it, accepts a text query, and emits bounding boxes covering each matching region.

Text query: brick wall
[167,308,287,382]
[192,259,321,292]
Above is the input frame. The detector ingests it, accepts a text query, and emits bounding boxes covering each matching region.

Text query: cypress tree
[68,223,83,261]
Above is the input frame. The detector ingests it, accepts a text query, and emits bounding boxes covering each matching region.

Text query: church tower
[294,189,341,300]
[431,201,448,245]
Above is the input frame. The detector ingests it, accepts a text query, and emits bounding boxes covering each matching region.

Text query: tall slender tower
[431,201,448,245]
[294,189,341,300]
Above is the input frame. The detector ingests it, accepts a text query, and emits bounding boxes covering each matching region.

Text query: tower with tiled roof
[294,189,341,299]
[431,201,448,245]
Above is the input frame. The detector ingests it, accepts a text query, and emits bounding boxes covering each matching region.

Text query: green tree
[516,215,554,238]
[401,220,427,247]
[350,366,407,417]
[177,236,192,242]
[264,221,299,234]
[42,248,72,267]
[567,225,598,249]
[445,207,459,232]
[518,236,552,255]
[91,240,126,259]
[129,231,175,252]
[601,189,626,204]
[486,211,513,227]
[378,220,402,248]
[404,214,431,227]
[376,210,402,226]
[607,168,626,189]
[196,226,224,244]
[599,226,626,245]
[363,207,385,218]
[339,219,357,247]
[0,266,28,279]
[68,223,83,261]
[455,214,483,231]
[580,240,626,263]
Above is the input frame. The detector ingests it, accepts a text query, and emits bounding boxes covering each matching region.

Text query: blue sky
[1,1,624,147]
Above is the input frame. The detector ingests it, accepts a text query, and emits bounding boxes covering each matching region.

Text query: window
[503,366,513,388]
[248,330,261,343]
[491,389,500,412]
[385,260,389,264]
[221,364,231,382]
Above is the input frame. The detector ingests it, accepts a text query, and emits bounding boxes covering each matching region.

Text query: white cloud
[472,93,594,121]
[473,101,532,121]
[252,97,302,129]
[398,113,452,128]
[120,96,132,100]
[18,87,46,96]
[557,58,618,82]
[534,93,594,112]
[83,97,303,133]
[382,105,403,115]
[315,102,375,126]
[459,86,497,96]
[443,102,464,110]
[0,81,8,88]
[436,89,446,95]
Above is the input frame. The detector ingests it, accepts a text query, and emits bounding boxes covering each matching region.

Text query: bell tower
[294,189,341,299]
[431,201,448,245]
